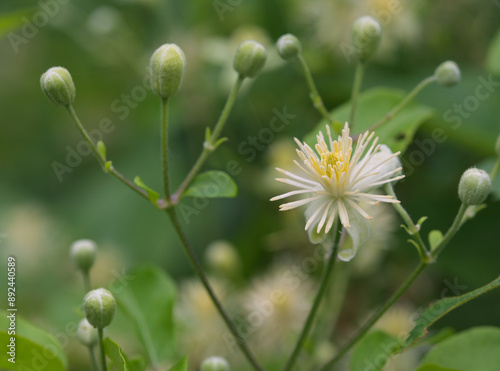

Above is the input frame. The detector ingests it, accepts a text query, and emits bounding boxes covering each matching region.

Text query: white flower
[270,123,404,261]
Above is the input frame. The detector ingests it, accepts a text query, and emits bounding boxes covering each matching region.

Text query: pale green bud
[40,67,75,106]
[458,168,491,205]
[435,61,461,87]
[83,288,116,329]
[150,43,186,98]
[205,240,241,278]
[276,34,301,61]
[77,318,98,347]
[352,16,382,63]
[233,40,267,78]
[70,239,97,272]
[201,356,230,371]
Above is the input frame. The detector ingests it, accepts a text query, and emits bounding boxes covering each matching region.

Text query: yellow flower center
[320,147,351,181]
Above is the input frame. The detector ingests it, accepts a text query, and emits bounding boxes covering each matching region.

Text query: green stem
[349,62,365,129]
[283,222,342,371]
[161,97,171,199]
[65,105,150,201]
[431,203,467,259]
[318,262,427,371]
[88,346,99,371]
[171,76,244,202]
[297,54,337,133]
[82,271,91,293]
[369,75,438,132]
[98,328,107,371]
[385,184,430,262]
[166,208,263,371]
[490,157,500,180]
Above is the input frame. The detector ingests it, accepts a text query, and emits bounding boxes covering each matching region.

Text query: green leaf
[110,265,176,365]
[305,87,435,154]
[134,176,160,204]
[417,327,500,371]
[0,310,67,371]
[350,330,400,371]
[401,275,500,351]
[183,171,238,199]
[97,140,107,160]
[486,27,500,75]
[428,230,443,251]
[104,337,129,371]
[169,356,188,371]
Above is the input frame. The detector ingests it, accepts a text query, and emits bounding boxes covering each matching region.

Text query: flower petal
[338,202,371,262]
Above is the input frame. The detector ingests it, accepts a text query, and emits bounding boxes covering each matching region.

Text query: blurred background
[0,0,499,370]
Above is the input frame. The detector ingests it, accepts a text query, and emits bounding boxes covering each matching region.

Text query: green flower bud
[276,34,301,61]
[435,61,461,87]
[233,40,267,78]
[40,67,75,106]
[70,239,97,272]
[150,43,186,98]
[201,356,230,371]
[77,318,98,347]
[352,16,382,63]
[205,240,241,278]
[83,288,116,329]
[458,168,491,205]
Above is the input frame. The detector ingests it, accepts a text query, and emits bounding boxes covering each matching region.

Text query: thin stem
[431,203,467,259]
[349,62,365,129]
[369,75,438,132]
[161,97,171,199]
[98,328,107,371]
[166,208,263,371]
[172,76,245,202]
[490,157,500,180]
[88,346,99,371]
[65,105,150,201]
[82,271,91,293]
[283,222,342,371]
[318,262,427,371]
[297,54,338,133]
[385,184,430,262]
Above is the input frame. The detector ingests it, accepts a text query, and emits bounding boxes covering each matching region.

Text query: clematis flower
[270,123,404,261]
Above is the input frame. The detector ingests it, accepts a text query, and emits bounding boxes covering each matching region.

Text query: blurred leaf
[402,275,500,351]
[428,230,443,251]
[104,337,129,371]
[110,265,176,366]
[417,327,500,371]
[169,356,188,371]
[183,171,238,199]
[305,88,435,154]
[0,9,33,38]
[486,28,500,75]
[0,310,67,370]
[134,176,160,204]
[128,357,147,371]
[477,157,500,201]
[350,330,400,371]
[415,365,459,371]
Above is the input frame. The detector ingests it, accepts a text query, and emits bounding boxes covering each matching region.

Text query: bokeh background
[1,0,499,370]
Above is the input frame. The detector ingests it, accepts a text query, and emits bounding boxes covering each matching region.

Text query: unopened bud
[276,34,301,61]
[458,168,491,205]
[150,43,186,98]
[435,61,461,87]
[352,16,381,63]
[83,288,116,329]
[70,239,97,272]
[201,356,230,371]
[40,67,75,106]
[233,40,267,78]
[77,318,98,347]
